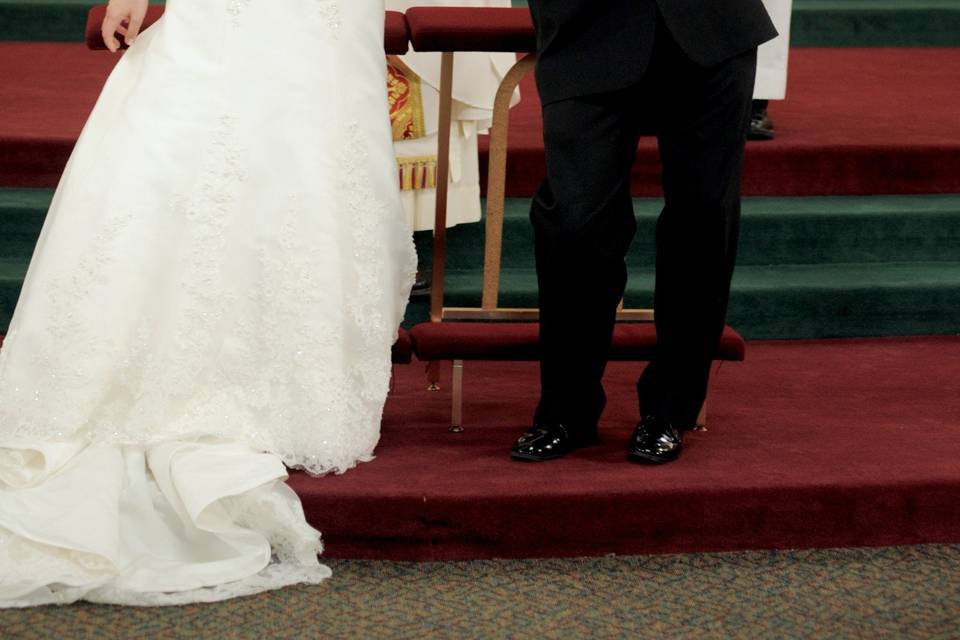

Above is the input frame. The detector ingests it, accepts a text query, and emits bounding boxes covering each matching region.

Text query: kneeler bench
[83,6,415,366]
[404,7,746,431]
[85,7,413,55]
[0,331,412,365]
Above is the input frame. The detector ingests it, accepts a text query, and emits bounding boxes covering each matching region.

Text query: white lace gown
[0,0,415,607]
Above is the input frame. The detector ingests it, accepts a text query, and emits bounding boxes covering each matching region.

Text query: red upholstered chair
[405,8,745,431]
[85,7,412,55]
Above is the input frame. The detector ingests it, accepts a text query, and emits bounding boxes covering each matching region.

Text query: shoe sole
[510,451,566,462]
[510,438,601,462]
[627,449,680,464]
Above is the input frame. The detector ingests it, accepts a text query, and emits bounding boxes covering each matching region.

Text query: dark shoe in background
[411,270,431,297]
[411,229,433,297]
[511,422,599,462]
[748,99,775,141]
[628,416,682,464]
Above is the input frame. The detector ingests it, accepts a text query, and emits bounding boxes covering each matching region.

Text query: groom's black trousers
[531,18,757,432]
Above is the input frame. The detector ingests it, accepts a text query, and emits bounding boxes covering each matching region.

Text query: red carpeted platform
[481,48,960,197]
[292,337,960,560]
[1,43,958,195]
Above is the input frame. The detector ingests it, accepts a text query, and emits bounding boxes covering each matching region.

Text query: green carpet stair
[436,262,960,339]
[6,190,960,338]
[417,195,960,338]
[2,0,960,46]
[3,192,960,340]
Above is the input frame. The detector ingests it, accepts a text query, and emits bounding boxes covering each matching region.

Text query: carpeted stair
[415,195,960,338]
[3,0,960,46]
[510,0,960,47]
[291,336,960,560]
[2,1,960,568]
[1,37,958,340]
[6,190,960,338]
[4,45,960,197]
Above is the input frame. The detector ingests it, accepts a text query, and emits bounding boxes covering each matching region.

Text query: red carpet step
[295,337,960,560]
[1,44,959,196]
[482,48,960,197]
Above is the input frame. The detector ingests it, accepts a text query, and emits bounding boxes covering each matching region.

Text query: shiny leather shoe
[511,422,598,462]
[628,416,682,464]
[748,107,775,141]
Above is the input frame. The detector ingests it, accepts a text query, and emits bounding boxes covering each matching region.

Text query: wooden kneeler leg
[695,399,708,431]
[450,359,464,433]
[426,361,441,391]
[694,362,724,431]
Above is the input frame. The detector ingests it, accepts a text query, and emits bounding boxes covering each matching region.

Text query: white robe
[756,0,793,100]
[385,0,519,231]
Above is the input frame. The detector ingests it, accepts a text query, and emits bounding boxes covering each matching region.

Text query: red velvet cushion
[0,335,410,364]
[405,7,535,53]
[0,334,410,364]
[86,7,410,55]
[0,333,411,362]
[392,329,414,365]
[410,322,746,362]
[384,11,411,55]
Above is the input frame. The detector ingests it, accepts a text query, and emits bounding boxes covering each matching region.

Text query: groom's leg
[638,33,758,428]
[532,88,642,434]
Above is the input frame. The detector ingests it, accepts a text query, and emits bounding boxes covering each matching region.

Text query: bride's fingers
[101,10,123,53]
[116,24,129,36]
[125,5,147,46]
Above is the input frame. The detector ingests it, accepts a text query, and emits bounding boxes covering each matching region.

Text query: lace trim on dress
[0,120,412,479]
[272,122,416,476]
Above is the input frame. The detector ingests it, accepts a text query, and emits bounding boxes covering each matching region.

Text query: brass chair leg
[481,55,536,311]
[429,51,455,323]
[426,361,441,391]
[694,362,723,431]
[449,359,464,433]
[695,400,708,432]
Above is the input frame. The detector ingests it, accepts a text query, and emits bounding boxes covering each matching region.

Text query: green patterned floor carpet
[3,544,959,639]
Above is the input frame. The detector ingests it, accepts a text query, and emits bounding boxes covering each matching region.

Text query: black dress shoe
[748,107,775,141]
[410,271,431,297]
[628,416,682,464]
[511,422,598,462]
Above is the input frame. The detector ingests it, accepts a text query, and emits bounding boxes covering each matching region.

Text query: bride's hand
[101,0,149,53]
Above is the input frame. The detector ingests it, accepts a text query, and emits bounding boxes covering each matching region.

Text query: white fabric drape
[755,0,793,100]
[385,0,519,231]
[1,0,415,606]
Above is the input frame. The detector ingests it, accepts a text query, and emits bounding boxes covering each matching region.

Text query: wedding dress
[0,0,415,606]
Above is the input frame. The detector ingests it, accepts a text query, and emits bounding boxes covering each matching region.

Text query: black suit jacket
[528,0,779,104]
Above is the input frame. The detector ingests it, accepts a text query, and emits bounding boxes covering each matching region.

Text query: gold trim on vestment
[387,55,427,142]
[396,155,438,191]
